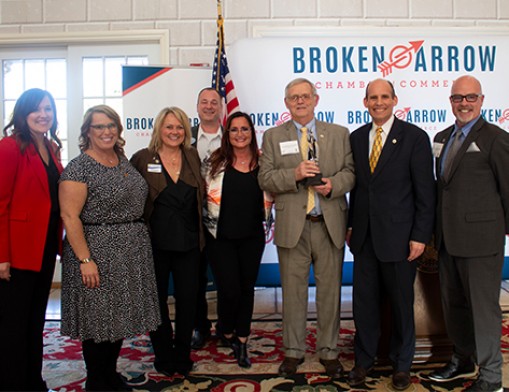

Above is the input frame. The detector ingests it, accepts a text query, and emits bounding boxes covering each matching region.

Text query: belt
[83,219,144,226]
[306,214,324,222]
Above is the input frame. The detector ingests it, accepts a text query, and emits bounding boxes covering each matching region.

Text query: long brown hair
[2,88,61,153]
[208,112,259,178]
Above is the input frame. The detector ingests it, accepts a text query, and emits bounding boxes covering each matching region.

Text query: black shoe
[392,371,411,391]
[237,340,252,368]
[319,358,343,379]
[464,378,502,392]
[190,329,211,350]
[174,361,194,377]
[154,363,175,377]
[278,357,304,377]
[229,336,240,358]
[347,366,373,386]
[428,361,477,382]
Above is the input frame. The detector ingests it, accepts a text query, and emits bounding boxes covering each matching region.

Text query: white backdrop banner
[123,28,509,282]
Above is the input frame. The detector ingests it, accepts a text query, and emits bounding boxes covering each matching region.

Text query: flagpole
[215,0,224,90]
[212,0,240,119]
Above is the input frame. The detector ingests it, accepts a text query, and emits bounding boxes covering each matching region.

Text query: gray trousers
[439,246,504,384]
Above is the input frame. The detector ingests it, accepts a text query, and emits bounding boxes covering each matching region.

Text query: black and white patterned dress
[60,153,161,343]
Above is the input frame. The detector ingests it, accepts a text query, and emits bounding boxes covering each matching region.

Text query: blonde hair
[148,106,192,153]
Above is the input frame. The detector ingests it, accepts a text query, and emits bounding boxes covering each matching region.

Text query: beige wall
[0,0,508,66]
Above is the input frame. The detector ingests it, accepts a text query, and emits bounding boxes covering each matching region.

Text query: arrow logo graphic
[378,41,424,77]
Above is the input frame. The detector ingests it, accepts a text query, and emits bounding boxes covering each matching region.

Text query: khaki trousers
[277,219,343,360]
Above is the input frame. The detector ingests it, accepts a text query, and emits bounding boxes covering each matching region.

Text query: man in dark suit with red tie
[347,79,436,390]
[428,75,509,392]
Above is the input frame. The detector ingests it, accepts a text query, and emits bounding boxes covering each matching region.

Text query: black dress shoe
[154,363,175,377]
[174,361,194,377]
[278,357,304,377]
[428,361,477,382]
[190,329,211,350]
[392,371,411,391]
[319,358,343,379]
[347,366,372,386]
[464,378,502,392]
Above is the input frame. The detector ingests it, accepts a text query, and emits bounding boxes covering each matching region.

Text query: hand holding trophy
[302,132,324,187]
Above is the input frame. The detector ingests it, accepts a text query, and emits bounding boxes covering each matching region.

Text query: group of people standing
[259,75,508,392]
[0,87,269,391]
[0,73,507,392]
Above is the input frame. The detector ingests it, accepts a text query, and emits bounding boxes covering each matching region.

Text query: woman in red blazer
[0,88,63,391]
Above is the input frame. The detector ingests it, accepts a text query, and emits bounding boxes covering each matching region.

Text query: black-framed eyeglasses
[450,94,483,103]
[90,123,117,131]
[229,127,251,134]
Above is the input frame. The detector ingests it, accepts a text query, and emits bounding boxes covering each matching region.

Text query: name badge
[432,142,444,158]
[280,140,299,155]
[147,163,162,173]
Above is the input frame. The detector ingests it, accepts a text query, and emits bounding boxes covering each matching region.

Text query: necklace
[236,156,250,165]
[89,150,117,165]
[160,151,181,175]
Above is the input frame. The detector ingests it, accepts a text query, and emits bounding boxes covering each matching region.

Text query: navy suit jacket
[348,117,436,262]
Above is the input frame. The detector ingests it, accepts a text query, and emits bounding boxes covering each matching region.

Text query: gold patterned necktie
[369,127,383,173]
[300,127,315,214]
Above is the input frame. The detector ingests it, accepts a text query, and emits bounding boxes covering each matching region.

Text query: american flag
[212,2,240,121]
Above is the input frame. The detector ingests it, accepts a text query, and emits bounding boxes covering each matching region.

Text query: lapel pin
[392,139,397,144]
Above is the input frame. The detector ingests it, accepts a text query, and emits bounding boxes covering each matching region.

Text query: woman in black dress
[204,112,272,368]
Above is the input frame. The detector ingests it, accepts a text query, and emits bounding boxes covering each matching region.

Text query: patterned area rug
[43,319,509,391]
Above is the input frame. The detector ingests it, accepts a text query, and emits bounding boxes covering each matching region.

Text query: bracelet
[80,258,93,264]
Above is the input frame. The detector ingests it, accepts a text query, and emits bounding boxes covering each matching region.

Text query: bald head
[450,75,484,127]
[451,75,483,96]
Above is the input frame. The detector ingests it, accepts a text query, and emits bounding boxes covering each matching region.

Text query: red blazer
[0,136,64,271]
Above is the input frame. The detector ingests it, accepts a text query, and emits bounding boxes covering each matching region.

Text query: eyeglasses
[450,94,483,103]
[229,127,251,134]
[90,123,117,131]
[287,94,313,103]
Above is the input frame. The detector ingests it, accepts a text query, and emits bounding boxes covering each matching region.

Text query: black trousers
[150,247,200,369]
[352,235,417,372]
[0,218,58,391]
[193,248,212,333]
[207,232,265,338]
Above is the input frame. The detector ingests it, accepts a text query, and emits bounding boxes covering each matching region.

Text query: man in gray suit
[259,78,355,378]
[428,75,509,392]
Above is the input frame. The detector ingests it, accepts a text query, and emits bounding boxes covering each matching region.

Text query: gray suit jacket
[258,120,355,249]
[435,117,509,257]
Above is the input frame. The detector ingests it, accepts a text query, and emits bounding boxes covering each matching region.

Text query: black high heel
[228,336,240,359]
[237,340,251,368]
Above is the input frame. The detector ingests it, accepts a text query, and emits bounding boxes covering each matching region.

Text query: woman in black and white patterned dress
[59,105,161,391]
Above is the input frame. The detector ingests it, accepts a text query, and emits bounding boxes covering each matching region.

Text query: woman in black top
[204,112,271,368]
[130,106,205,377]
